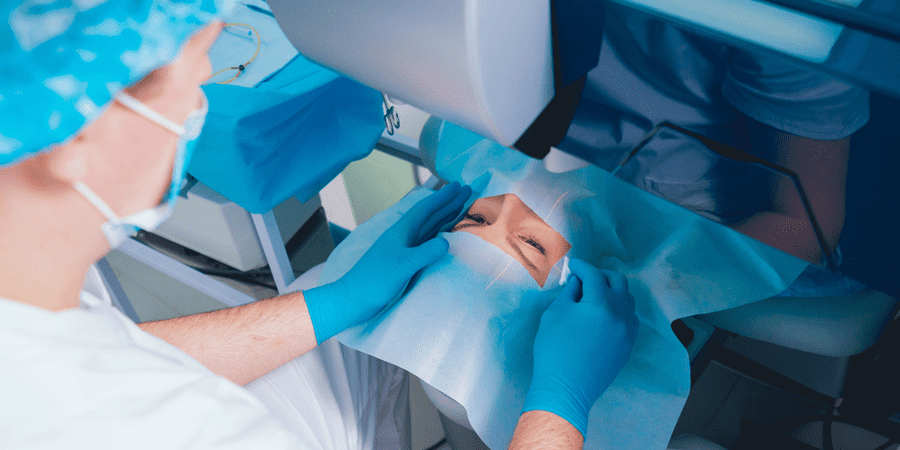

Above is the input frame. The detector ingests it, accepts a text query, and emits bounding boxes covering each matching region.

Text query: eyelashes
[463,213,547,255]
[464,212,488,225]
[520,234,547,255]
[461,213,547,255]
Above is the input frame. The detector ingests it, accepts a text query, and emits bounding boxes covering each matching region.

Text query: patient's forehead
[476,193,532,212]
[468,193,555,223]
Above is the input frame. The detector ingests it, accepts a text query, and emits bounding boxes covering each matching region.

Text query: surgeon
[0,1,636,449]
[558,5,868,266]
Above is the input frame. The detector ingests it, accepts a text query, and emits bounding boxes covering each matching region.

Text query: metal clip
[382,93,401,136]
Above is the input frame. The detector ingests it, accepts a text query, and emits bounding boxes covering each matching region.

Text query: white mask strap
[73,182,121,223]
[116,92,186,136]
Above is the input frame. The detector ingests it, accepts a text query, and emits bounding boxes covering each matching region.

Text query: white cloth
[0,288,410,450]
[246,340,411,450]
[320,140,810,449]
[243,263,412,450]
[559,5,870,170]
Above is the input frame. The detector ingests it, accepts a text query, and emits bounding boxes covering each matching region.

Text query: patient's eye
[521,235,547,255]
[465,213,489,225]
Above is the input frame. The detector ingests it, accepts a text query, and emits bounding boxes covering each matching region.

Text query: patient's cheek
[452,228,556,288]
[548,234,572,262]
[455,227,494,247]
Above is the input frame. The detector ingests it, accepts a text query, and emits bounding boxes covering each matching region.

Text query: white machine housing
[267,0,556,148]
[153,182,322,271]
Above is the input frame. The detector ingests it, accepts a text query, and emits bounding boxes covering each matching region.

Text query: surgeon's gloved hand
[523,258,638,437]
[305,182,471,344]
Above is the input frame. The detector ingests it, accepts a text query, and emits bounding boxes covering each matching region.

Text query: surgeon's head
[0,1,227,225]
[54,22,222,220]
[0,1,228,311]
[452,194,571,287]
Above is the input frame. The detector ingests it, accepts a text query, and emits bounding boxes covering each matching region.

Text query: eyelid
[456,213,489,230]
[507,235,541,274]
[465,204,500,224]
[516,221,551,246]
[520,234,547,255]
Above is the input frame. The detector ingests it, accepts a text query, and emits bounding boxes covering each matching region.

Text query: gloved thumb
[540,275,582,323]
[557,273,583,304]
[566,258,604,304]
[404,237,449,274]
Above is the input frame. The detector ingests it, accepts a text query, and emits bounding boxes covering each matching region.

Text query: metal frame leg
[251,211,296,294]
[118,238,258,308]
[94,258,141,323]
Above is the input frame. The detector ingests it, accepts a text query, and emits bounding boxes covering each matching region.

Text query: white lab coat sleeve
[0,321,307,450]
[721,49,870,140]
[2,284,408,450]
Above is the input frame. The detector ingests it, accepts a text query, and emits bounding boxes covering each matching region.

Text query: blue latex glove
[305,182,472,343]
[523,258,639,437]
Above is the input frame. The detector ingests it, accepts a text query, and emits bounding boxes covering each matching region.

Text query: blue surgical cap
[0,0,234,167]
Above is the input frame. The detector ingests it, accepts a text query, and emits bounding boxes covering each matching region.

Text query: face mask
[73,89,208,248]
[337,229,568,430]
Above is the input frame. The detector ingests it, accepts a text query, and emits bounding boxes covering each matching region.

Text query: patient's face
[452,194,571,287]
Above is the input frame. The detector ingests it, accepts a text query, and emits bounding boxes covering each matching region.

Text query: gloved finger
[542,278,580,320]
[416,185,471,243]
[601,270,628,294]
[565,258,606,302]
[403,236,450,274]
[631,305,640,337]
[557,274,584,304]
[433,185,470,228]
[395,182,461,236]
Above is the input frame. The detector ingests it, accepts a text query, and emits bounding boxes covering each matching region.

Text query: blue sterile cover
[188,1,384,213]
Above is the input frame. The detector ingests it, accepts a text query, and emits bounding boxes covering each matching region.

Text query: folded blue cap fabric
[0,0,233,167]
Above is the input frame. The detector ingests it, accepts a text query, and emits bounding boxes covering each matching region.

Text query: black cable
[195,268,277,289]
[423,437,447,450]
[193,266,271,279]
[135,230,278,290]
[134,230,279,290]
[615,121,838,270]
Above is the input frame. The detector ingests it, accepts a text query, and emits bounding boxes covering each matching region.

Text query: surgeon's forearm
[741,121,849,264]
[138,291,317,386]
[731,211,825,264]
[509,411,584,450]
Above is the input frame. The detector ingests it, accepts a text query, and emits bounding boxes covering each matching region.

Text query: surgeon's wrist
[304,281,354,344]
[522,382,591,438]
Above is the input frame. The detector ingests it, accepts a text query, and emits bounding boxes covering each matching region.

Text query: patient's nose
[496,197,519,233]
